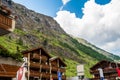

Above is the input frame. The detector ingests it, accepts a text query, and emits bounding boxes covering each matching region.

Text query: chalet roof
[90,60,120,70]
[22,47,51,58]
[0,64,19,77]
[49,56,67,67]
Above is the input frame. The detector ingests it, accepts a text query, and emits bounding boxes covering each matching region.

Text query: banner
[58,71,62,80]
[116,68,120,77]
[16,57,27,80]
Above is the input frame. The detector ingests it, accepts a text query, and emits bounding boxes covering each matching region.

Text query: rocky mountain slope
[0,2,120,77]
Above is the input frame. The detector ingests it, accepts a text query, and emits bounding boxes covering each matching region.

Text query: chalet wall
[0,56,22,66]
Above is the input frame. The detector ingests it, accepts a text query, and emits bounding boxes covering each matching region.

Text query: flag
[98,68,104,80]
[57,71,62,80]
[116,68,120,77]
[16,57,27,80]
[17,67,24,80]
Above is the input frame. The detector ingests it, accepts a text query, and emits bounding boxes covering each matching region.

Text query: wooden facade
[0,0,15,36]
[49,57,66,80]
[90,60,120,80]
[22,47,67,80]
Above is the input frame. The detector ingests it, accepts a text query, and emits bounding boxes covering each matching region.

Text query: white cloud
[54,0,120,55]
[54,11,82,36]
[60,0,71,10]
[101,39,120,56]
[62,0,70,5]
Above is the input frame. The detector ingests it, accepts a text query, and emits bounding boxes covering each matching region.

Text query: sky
[13,0,120,56]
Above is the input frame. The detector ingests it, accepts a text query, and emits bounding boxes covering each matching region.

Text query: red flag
[116,68,120,77]
[16,57,27,80]
[17,67,24,80]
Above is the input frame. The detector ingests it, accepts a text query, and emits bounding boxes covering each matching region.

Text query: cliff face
[10,3,84,62]
[0,2,120,77]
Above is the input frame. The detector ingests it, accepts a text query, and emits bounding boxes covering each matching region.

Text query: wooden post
[58,59,59,67]
[27,53,30,80]
[39,49,41,64]
[49,61,52,80]
[39,49,42,80]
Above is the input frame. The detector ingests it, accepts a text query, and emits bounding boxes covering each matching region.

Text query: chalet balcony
[42,72,50,79]
[30,62,40,69]
[26,71,50,79]
[30,62,50,70]
[90,68,118,80]
[0,64,19,77]
[90,68,117,74]
[0,14,15,36]
[31,53,48,61]
[52,66,66,72]
[52,74,66,80]
[91,76,117,80]
[0,72,16,77]
[52,74,58,79]
[1,64,19,72]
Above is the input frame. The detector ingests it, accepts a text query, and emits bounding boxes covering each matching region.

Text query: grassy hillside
[0,29,114,77]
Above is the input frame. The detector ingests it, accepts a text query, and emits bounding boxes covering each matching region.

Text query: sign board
[77,64,84,76]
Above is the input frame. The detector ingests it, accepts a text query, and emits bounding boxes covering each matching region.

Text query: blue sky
[13,0,63,17]
[13,0,111,18]
[13,0,120,56]
[62,0,88,18]
[95,0,111,5]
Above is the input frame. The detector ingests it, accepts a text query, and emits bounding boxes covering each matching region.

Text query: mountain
[75,37,120,60]
[0,2,120,77]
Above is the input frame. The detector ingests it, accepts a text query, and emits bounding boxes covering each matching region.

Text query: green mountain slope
[0,2,120,77]
[76,37,120,60]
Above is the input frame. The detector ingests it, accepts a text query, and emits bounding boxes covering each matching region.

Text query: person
[98,68,104,80]
[58,69,62,80]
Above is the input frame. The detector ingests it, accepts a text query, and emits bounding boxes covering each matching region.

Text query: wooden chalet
[49,57,67,80]
[0,46,22,80]
[0,64,19,80]
[0,56,21,80]
[0,0,16,36]
[90,60,120,80]
[22,47,67,80]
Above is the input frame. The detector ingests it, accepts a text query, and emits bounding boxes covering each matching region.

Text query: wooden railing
[0,64,19,77]
[26,71,50,79]
[90,68,118,80]
[42,73,50,79]
[52,74,58,79]
[52,66,66,72]
[91,77,117,80]
[31,54,48,61]
[30,62,40,68]
[0,14,15,31]
[90,68,117,74]
[42,64,50,70]
[0,72,16,77]
[30,62,50,70]
[1,64,19,72]
[52,74,66,79]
